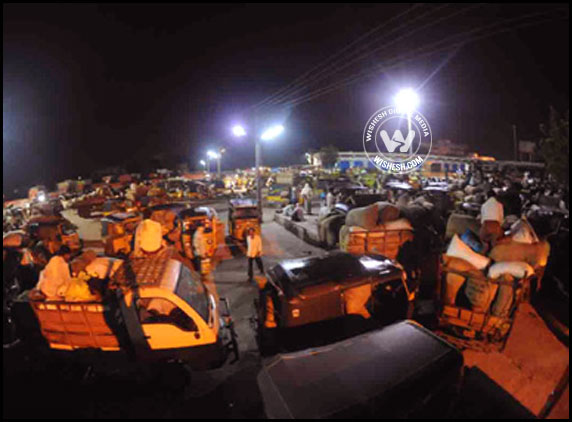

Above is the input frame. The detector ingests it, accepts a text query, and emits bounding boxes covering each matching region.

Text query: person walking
[246,227,264,282]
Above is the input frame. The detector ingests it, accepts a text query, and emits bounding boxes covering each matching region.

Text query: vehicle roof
[331,183,365,191]
[229,198,257,208]
[257,321,462,419]
[179,207,213,218]
[147,202,188,212]
[26,215,68,226]
[274,252,401,292]
[385,181,414,190]
[102,212,140,222]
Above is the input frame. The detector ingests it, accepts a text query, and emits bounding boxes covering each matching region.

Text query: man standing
[301,183,314,215]
[192,223,209,274]
[246,227,264,282]
[479,191,504,252]
[326,188,335,211]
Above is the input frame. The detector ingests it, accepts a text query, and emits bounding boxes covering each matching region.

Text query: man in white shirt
[192,223,209,273]
[326,188,335,210]
[479,191,505,251]
[246,228,264,282]
[36,246,73,299]
[301,183,314,215]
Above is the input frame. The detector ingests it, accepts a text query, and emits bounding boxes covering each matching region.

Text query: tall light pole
[207,150,219,177]
[217,148,226,178]
[512,124,518,161]
[208,149,226,178]
[232,123,284,219]
[394,88,420,153]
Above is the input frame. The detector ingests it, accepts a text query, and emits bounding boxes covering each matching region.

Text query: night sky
[3,3,569,194]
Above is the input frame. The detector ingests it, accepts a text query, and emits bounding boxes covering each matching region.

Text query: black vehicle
[257,320,464,419]
[254,252,415,353]
[527,206,569,320]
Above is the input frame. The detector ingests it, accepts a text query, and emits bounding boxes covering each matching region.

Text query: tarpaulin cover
[257,321,463,419]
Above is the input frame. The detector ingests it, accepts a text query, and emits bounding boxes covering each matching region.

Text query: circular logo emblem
[363,106,432,174]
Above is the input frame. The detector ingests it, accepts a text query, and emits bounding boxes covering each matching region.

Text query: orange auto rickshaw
[228,199,260,241]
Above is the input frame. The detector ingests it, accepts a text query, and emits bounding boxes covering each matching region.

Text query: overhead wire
[259,4,454,108]
[265,4,481,107]
[250,3,425,110]
[277,9,568,108]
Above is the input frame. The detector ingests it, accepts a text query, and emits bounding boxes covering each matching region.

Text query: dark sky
[3,3,569,193]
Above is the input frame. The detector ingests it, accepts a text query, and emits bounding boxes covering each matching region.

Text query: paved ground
[3,201,569,418]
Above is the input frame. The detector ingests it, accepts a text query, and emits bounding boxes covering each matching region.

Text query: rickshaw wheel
[252,299,277,356]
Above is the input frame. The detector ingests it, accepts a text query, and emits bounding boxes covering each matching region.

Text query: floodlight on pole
[260,124,284,141]
[207,150,220,159]
[228,122,286,219]
[232,125,247,137]
[394,88,420,114]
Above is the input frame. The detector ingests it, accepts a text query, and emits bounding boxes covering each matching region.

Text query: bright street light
[393,88,419,154]
[260,124,284,141]
[199,159,206,167]
[394,88,420,114]
[232,125,247,137]
[207,150,220,159]
[228,122,286,218]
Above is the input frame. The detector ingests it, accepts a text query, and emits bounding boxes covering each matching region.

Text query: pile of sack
[339,202,414,259]
[442,217,550,318]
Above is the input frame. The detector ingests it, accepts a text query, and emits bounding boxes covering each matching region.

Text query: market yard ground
[3,200,568,419]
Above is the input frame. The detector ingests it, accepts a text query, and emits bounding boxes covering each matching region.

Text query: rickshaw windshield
[234,207,258,219]
[175,265,209,322]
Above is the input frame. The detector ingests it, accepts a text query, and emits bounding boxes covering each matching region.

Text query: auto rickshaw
[73,186,116,218]
[159,178,186,201]
[12,253,239,369]
[253,252,414,354]
[25,216,82,261]
[266,184,290,206]
[228,199,260,241]
[211,180,227,197]
[179,207,225,259]
[100,197,136,217]
[101,212,143,257]
[186,181,208,200]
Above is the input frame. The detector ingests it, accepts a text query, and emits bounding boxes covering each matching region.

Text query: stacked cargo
[339,202,414,259]
[438,218,550,349]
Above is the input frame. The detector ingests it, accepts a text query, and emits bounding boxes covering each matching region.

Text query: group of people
[35,212,266,301]
[281,182,316,222]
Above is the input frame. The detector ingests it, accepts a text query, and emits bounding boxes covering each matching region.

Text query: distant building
[518,140,537,162]
[430,139,471,156]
